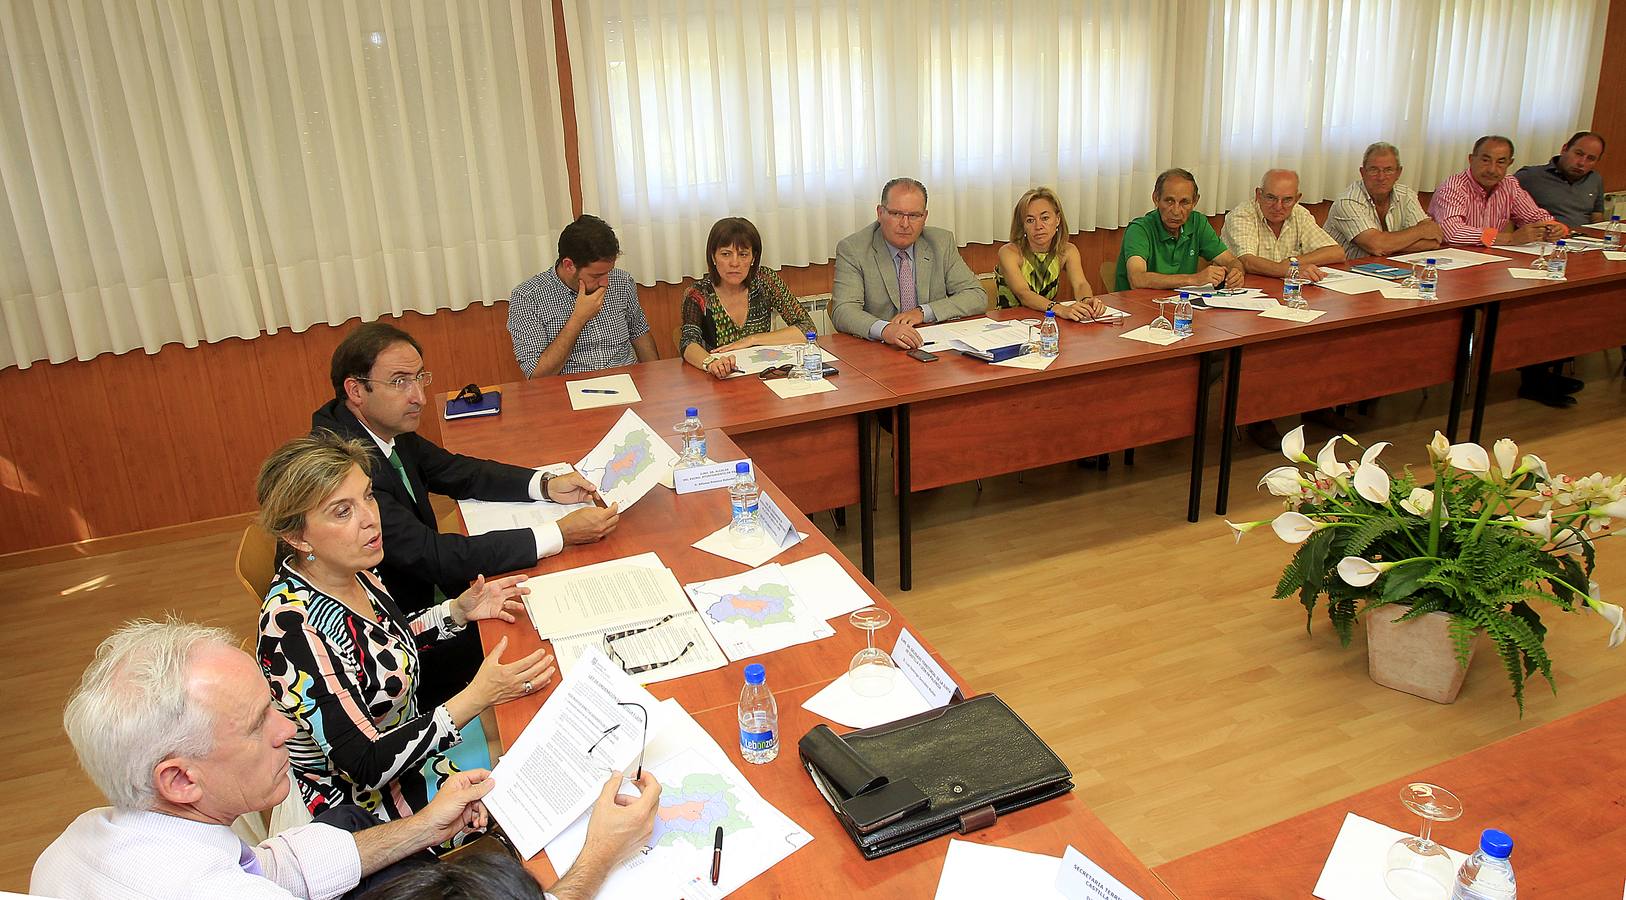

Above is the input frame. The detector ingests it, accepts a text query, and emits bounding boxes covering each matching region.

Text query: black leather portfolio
[798,693,1073,859]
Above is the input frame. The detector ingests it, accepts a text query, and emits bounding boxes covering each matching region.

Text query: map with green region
[649,773,749,850]
[704,583,797,628]
[599,429,657,493]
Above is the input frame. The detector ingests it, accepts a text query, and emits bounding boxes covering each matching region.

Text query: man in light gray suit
[830,178,986,349]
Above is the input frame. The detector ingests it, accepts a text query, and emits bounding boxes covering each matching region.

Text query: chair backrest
[1098,260,1117,295]
[977,272,999,311]
[235,524,278,607]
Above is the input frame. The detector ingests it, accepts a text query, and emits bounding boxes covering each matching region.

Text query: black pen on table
[580,388,619,394]
[710,826,723,885]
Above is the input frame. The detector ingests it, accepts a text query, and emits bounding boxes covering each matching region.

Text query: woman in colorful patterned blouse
[995,187,1106,320]
[680,217,818,379]
[254,430,549,842]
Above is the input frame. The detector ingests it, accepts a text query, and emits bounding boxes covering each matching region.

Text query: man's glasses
[603,615,695,674]
[586,701,647,780]
[883,207,926,223]
[453,383,482,404]
[360,372,434,392]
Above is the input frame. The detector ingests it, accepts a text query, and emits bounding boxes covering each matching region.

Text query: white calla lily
[1352,463,1391,503]
[1445,441,1490,474]
[1591,498,1626,520]
[1359,442,1390,466]
[1270,511,1321,544]
[1427,431,1451,461]
[1493,438,1518,477]
[1316,438,1350,478]
[1224,519,1265,543]
[1588,581,1625,649]
[1519,454,1549,480]
[1258,466,1303,497]
[1499,512,1552,541]
[1335,556,1393,587]
[1399,487,1435,517]
[1280,425,1308,462]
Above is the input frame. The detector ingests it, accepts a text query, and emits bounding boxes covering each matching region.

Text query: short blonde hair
[1008,187,1071,256]
[255,430,374,554]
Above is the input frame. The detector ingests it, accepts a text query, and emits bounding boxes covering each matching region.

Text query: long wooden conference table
[459,426,1174,898]
[447,244,1626,591]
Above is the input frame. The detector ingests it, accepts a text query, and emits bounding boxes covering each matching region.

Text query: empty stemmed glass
[1150,299,1175,331]
[1531,240,1551,270]
[847,606,897,697]
[1383,782,1463,899]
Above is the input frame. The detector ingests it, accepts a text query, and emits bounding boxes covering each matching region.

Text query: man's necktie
[239,840,265,877]
[898,250,918,312]
[388,449,417,503]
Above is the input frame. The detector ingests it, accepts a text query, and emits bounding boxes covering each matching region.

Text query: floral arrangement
[1228,426,1624,712]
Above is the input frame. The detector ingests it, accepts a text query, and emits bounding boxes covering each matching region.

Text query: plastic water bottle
[1418,258,1439,301]
[1547,240,1567,280]
[1284,257,1302,306]
[801,331,824,381]
[1173,293,1194,336]
[1605,214,1623,249]
[728,462,760,547]
[674,407,706,468]
[1451,829,1515,899]
[737,663,779,764]
[1038,310,1060,357]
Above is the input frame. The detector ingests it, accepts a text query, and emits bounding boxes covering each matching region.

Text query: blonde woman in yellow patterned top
[995,188,1105,321]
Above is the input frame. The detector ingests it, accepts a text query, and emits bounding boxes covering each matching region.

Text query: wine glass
[1150,299,1175,331]
[847,606,897,697]
[1383,782,1463,899]
[1531,240,1550,270]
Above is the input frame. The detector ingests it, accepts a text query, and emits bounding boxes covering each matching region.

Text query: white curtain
[1189,0,1607,214]
[0,0,574,370]
[564,0,1179,286]
[566,0,1606,287]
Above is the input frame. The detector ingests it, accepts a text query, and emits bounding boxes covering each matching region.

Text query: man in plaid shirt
[508,215,659,377]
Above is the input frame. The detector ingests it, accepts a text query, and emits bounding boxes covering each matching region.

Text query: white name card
[1055,845,1144,900]
[672,458,751,494]
[756,489,798,548]
[893,628,958,707]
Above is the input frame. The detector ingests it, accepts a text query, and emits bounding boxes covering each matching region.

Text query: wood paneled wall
[1,0,1621,558]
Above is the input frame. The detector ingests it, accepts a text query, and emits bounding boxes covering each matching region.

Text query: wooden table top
[464,428,1171,896]
[1153,692,1626,898]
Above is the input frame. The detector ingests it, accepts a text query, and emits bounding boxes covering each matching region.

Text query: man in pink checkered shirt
[1428,134,1569,248]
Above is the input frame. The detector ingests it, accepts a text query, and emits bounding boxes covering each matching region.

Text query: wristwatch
[539,471,556,503]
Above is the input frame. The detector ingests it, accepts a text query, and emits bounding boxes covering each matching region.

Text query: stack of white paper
[525,553,727,684]
[1313,813,1467,900]
[1390,249,1508,269]
[545,697,813,900]
[484,648,664,859]
[918,317,1033,354]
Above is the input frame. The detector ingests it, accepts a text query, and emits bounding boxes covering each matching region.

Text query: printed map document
[484,648,662,859]
[545,698,812,899]
[722,343,842,377]
[918,317,1032,354]
[684,563,835,660]
[576,409,680,510]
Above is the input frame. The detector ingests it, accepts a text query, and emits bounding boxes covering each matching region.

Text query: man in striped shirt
[1427,135,1568,247]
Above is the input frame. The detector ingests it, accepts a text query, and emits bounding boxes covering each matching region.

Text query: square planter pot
[1365,607,1477,703]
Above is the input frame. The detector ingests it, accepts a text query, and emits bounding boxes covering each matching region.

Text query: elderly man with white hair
[33,619,660,900]
[1220,168,1346,281]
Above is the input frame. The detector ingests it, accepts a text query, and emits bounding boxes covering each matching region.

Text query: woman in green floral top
[680,217,817,379]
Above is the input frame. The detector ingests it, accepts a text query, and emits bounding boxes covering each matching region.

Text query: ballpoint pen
[580,388,620,394]
[710,826,723,885]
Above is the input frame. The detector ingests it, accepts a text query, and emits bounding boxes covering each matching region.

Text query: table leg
[1215,347,1243,517]
[1469,302,1501,444]
[898,404,912,592]
[1445,306,1475,441]
[1188,351,1216,523]
[858,411,876,582]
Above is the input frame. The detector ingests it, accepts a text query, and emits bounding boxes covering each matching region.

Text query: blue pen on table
[580,388,619,394]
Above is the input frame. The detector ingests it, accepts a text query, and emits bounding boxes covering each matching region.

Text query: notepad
[1258,306,1327,323]
[1118,324,1188,345]
[1507,268,1562,280]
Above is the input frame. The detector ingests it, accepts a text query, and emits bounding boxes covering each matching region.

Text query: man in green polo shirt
[1115,168,1245,291]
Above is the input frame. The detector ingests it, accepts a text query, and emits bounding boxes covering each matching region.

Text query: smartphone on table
[906,348,938,363]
